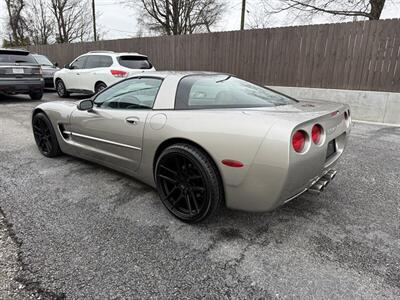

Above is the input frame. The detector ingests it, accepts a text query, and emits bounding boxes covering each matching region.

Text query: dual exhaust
[309,170,337,193]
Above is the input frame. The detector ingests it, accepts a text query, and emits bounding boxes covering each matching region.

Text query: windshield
[175,75,298,109]
[0,52,37,64]
[33,54,53,66]
[117,56,152,69]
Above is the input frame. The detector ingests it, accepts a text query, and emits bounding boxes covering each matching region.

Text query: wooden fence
[28,19,400,92]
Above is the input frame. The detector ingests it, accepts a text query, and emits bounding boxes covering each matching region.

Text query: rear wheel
[95,82,107,94]
[56,79,69,98]
[32,113,62,157]
[155,143,223,223]
[29,90,43,100]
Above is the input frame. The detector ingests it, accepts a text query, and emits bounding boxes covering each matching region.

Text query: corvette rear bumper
[223,105,351,212]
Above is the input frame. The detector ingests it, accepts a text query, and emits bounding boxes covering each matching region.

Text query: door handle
[126,117,139,125]
[76,73,80,75]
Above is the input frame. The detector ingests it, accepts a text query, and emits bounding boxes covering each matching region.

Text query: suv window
[0,52,36,64]
[117,56,152,69]
[85,55,113,68]
[70,56,87,69]
[94,77,162,109]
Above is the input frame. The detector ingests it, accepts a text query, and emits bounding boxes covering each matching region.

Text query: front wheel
[32,113,62,157]
[155,143,223,223]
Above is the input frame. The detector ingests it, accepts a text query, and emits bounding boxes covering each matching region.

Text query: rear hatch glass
[117,56,152,69]
[0,50,41,78]
[0,50,37,64]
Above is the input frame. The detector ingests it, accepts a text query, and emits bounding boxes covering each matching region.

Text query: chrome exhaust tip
[323,170,337,181]
[309,182,325,193]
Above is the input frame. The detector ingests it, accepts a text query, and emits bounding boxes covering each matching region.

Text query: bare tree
[264,0,387,21]
[3,0,30,46]
[128,0,226,35]
[50,0,92,43]
[25,0,54,45]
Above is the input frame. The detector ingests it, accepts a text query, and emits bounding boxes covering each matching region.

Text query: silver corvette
[32,71,351,222]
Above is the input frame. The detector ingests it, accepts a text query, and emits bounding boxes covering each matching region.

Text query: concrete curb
[269,86,400,125]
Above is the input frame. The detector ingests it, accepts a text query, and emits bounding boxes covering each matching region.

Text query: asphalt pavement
[0,92,399,299]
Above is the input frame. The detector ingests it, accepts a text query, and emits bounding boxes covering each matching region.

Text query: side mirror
[54,62,59,67]
[64,63,71,69]
[77,99,94,111]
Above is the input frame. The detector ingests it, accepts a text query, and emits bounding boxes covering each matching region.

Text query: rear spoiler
[0,49,30,56]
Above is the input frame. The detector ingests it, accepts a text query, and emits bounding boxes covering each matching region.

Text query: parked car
[32,71,351,223]
[54,51,155,97]
[0,48,44,100]
[32,53,59,88]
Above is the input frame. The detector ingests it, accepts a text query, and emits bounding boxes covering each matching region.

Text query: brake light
[292,130,307,153]
[111,70,128,77]
[222,159,244,168]
[311,124,323,144]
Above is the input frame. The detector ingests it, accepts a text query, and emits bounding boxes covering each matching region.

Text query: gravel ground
[0,92,399,299]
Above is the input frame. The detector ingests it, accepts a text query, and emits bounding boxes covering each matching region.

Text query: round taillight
[312,124,323,144]
[292,130,307,153]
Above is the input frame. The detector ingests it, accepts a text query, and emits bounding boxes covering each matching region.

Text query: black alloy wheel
[56,79,69,98]
[155,144,222,223]
[32,113,61,157]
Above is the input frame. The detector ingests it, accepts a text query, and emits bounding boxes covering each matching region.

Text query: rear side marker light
[292,130,307,153]
[312,124,323,144]
[111,70,128,77]
[222,159,244,168]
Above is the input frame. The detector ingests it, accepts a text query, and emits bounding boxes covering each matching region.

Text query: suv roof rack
[87,50,115,53]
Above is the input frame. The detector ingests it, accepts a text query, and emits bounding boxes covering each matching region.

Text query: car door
[69,76,163,172]
[65,56,87,90]
[77,55,113,92]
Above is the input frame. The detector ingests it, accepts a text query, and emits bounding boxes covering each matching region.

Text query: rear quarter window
[117,56,152,69]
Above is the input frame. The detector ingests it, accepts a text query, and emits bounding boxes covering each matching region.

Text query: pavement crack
[0,207,66,300]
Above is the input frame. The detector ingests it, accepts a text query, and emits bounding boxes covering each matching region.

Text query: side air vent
[58,123,71,140]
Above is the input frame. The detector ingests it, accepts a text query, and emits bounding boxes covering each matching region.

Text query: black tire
[32,112,62,157]
[155,143,223,223]
[95,82,107,94]
[29,90,43,100]
[56,79,69,98]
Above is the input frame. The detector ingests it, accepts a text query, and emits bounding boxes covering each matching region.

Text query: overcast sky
[0,0,399,41]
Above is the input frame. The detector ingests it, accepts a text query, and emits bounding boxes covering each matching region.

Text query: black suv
[0,48,44,100]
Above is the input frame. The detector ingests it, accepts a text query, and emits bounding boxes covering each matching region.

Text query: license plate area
[13,68,24,74]
[326,139,336,160]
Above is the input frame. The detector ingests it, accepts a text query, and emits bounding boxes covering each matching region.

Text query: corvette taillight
[111,70,128,77]
[292,130,307,153]
[311,124,323,144]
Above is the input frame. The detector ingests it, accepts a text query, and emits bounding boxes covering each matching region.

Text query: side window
[70,56,87,69]
[94,77,162,109]
[85,55,113,69]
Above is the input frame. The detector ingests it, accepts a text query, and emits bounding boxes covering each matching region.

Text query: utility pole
[240,0,246,30]
[92,0,97,41]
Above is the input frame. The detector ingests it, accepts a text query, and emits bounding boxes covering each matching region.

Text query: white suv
[54,51,155,97]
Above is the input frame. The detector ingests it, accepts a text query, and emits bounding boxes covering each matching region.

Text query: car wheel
[155,143,223,223]
[95,82,107,94]
[32,112,62,157]
[56,79,69,98]
[29,91,43,100]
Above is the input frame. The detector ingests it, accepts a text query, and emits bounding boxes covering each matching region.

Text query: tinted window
[70,56,87,69]
[117,56,152,69]
[175,75,298,109]
[94,77,162,109]
[85,55,113,68]
[33,54,53,66]
[0,53,36,64]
